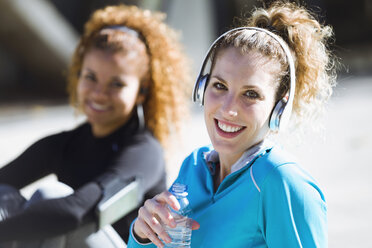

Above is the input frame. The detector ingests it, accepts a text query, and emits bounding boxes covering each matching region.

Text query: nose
[228,110,238,117]
[221,94,238,118]
[92,84,108,99]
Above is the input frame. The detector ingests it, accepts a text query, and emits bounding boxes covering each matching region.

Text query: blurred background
[0,0,371,247]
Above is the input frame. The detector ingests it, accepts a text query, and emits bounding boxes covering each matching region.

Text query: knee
[0,184,26,221]
[0,184,19,196]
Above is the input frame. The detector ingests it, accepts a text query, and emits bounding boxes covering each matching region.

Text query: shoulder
[183,145,213,167]
[254,146,326,203]
[250,146,296,188]
[113,129,165,170]
[32,124,87,147]
[130,129,163,154]
[175,145,212,179]
[255,147,328,247]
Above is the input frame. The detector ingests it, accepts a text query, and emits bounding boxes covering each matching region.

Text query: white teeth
[217,121,243,133]
[90,102,109,111]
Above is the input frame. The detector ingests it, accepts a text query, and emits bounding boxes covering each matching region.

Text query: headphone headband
[192,27,296,131]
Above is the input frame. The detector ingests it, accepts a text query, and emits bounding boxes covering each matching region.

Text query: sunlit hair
[212,1,337,130]
[67,5,191,147]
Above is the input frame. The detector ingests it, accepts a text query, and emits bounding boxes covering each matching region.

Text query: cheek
[256,102,275,125]
[116,88,140,109]
[203,91,215,119]
[204,87,219,110]
[76,81,86,100]
[240,101,273,129]
[203,92,221,134]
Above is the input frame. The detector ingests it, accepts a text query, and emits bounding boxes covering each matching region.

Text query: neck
[91,118,129,138]
[92,125,118,138]
[217,139,267,182]
[217,153,241,182]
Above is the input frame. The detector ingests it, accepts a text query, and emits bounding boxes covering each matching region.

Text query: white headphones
[192,27,296,131]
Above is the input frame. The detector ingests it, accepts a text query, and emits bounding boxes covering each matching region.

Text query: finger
[139,204,172,242]
[191,219,200,230]
[135,218,167,248]
[145,196,177,228]
[154,191,180,211]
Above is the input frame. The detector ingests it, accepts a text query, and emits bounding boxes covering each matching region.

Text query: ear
[136,81,150,104]
[136,89,146,104]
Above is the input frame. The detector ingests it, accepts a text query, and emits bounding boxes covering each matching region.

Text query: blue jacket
[128,145,327,247]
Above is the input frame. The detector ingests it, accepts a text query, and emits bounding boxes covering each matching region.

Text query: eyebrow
[82,68,95,74]
[211,74,263,90]
[210,75,227,84]
[111,75,125,82]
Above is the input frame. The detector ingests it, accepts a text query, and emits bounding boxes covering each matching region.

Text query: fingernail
[165,236,172,243]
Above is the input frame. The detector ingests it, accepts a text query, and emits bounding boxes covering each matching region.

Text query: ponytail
[248,1,337,128]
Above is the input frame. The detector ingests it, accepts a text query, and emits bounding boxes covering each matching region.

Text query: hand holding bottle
[133,186,200,248]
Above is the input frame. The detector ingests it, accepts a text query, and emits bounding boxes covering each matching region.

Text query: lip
[214,118,246,138]
[86,101,112,113]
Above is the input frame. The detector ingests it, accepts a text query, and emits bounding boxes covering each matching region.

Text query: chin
[211,140,239,154]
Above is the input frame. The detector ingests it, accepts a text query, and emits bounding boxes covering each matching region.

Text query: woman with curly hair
[130,1,337,248]
[0,4,190,247]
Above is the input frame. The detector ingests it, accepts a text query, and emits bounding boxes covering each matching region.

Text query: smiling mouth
[215,119,245,136]
[88,101,110,112]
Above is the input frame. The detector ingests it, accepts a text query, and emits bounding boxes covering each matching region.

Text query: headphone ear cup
[269,99,286,131]
[192,74,209,105]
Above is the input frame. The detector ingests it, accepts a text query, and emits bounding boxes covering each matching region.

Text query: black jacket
[0,114,166,242]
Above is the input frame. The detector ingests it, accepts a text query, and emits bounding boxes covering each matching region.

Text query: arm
[0,130,166,242]
[0,133,65,189]
[102,132,167,198]
[258,163,327,248]
[127,151,200,248]
[102,132,168,241]
[0,182,102,241]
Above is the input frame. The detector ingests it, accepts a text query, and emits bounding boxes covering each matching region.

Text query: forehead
[81,48,143,77]
[86,30,149,66]
[212,47,280,82]
[216,47,278,70]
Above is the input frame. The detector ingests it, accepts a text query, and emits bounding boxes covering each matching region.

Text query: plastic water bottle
[164,183,192,248]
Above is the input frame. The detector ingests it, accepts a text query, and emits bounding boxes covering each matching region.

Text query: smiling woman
[129,1,337,248]
[75,24,151,138]
[0,4,190,247]
[204,48,279,168]
[77,46,146,137]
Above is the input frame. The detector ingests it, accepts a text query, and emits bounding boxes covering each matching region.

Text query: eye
[244,90,260,99]
[212,82,227,91]
[110,80,125,88]
[83,72,96,82]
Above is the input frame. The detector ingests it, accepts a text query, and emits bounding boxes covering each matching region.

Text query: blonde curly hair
[212,1,337,130]
[67,5,190,147]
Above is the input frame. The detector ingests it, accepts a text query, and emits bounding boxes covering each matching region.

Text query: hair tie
[101,25,139,37]
[100,25,147,44]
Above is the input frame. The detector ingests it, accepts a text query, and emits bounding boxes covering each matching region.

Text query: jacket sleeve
[98,131,167,242]
[127,221,157,248]
[258,163,328,248]
[98,132,166,199]
[0,182,102,241]
[0,130,165,242]
[0,133,65,189]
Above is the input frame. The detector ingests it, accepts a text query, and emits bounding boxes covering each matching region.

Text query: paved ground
[0,76,371,247]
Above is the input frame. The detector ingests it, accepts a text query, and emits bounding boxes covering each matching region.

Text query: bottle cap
[170,183,188,196]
